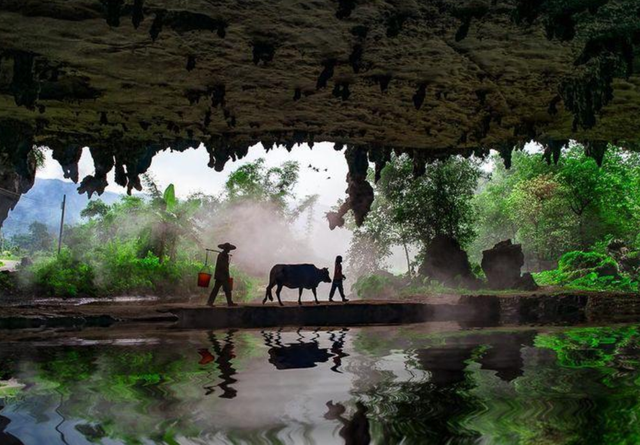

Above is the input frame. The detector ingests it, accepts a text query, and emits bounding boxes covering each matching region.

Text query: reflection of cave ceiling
[1,0,640,225]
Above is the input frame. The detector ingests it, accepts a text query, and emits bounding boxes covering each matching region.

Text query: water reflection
[0,406,23,445]
[0,325,640,444]
[325,401,371,445]
[263,329,332,370]
[417,331,536,383]
[203,330,238,398]
[330,329,350,373]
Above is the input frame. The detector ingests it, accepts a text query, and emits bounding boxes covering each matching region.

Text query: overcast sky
[38,142,542,207]
[39,142,350,207]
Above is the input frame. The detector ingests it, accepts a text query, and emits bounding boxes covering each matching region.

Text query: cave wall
[0,119,36,227]
[0,0,639,226]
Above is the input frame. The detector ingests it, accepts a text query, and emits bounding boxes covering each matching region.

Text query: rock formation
[419,235,479,289]
[1,0,640,226]
[607,239,640,279]
[0,120,37,226]
[481,240,538,290]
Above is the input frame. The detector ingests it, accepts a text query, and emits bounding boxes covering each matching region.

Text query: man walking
[329,255,349,302]
[207,242,237,307]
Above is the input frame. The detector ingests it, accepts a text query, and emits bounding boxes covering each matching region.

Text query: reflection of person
[207,243,237,307]
[330,329,349,373]
[325,401,371,445]
[202,330,238,399]
[329,255,349,302]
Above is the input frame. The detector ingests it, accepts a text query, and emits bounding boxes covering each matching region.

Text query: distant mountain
[2,178,122,237]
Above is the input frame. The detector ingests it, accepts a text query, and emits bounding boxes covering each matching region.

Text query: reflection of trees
[534,325,639,369]
[467,326,640,445]
[4,325,640,445]
[7,334,260,444]
[351,326,640,445]
[363,377,482,444]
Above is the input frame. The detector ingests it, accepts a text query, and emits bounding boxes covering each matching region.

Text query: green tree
[80,199,111,219]
[225,158,299,213]
[472,144,640,266]
[148,184,202,263]
[379,155,482,248]
[11,221,54,253]
[347,155,481,278]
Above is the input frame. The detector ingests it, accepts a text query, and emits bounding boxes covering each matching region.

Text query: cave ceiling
[1,0,640,225]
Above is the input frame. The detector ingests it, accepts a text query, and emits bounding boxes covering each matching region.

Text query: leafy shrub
[559,251,616,273]
[228,266,257,303]
[96,240,202,296]
[534,250,638,292]
[32,250,96,298]
[353,273,403,299]
[0,271,17,294]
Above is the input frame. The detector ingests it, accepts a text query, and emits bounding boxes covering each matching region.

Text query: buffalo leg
[263,283,274,304]
[276,283,284,306]
[312,287,319,304]
[298,288,304,305]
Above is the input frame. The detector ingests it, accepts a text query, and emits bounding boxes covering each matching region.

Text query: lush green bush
[534,250,638,292]
[32,250,97,298]
[95,240,206,296]
[227,266,258,303]
[558,251,618,278]
[0,271,17,295]
[353,273,401,299]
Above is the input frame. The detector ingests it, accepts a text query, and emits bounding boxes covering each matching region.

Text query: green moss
[534,250,638,291]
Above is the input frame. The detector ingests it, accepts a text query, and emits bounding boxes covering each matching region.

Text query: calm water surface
[0,322,639,444]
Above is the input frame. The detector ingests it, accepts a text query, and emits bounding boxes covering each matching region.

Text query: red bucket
[197,272,212,288]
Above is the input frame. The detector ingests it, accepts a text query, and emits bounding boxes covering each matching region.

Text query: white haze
[40,140,535,285]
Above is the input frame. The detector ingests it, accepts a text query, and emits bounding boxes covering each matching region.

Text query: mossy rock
[559,251,617,274]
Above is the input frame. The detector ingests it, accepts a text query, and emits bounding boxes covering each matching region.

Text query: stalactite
[542,139,567,165]
[326,146,374,229]
[50,146,83,183]
[584,141,608,167]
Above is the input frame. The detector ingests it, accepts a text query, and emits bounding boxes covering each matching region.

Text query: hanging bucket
[197,248,213,288]
[198,271,212,288]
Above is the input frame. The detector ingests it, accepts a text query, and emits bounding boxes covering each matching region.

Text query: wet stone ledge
[173,302,432,329]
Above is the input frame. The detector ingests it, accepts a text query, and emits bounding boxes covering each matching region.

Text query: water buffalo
[263,264,331,306]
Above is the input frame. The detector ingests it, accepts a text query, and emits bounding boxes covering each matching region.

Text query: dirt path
[0,260,19,272]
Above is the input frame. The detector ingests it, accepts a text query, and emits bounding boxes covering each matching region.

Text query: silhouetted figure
[330,329,349,373]
[325,401,371,445]
[329,256,349,302]
[263,264,331,306]
[0,405,24,445]
[203,330,238,399]
[263,329,331,369]
[207,243,237,307]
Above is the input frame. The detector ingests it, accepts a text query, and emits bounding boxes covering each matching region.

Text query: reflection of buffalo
[268,341,331,369]
[263,329,348,371]
[263,264,331,306]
